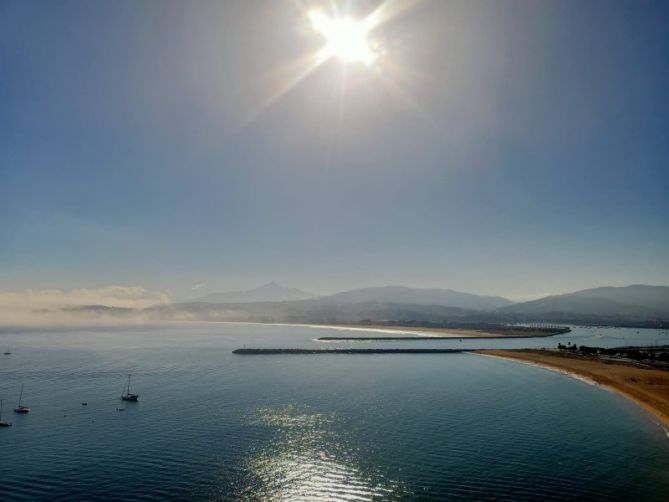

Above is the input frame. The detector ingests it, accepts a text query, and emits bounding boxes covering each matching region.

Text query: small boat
[120,374,139,402]
[14,385,31,414]
[0,399,13,427]
[3,350,11,355]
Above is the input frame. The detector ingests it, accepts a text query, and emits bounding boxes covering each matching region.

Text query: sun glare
[247,1,420,120]
[309,10,379,66]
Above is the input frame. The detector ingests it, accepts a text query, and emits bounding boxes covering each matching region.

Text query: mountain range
[69,283,669,326]
[322,286,512,311]
[500,285,669,318]
[197,284,511,311]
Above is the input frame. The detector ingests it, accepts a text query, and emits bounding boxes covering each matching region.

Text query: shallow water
[1,323,668,500]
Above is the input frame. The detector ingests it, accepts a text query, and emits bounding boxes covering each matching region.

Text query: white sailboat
[121,374,139,402]
[14,384,30,414]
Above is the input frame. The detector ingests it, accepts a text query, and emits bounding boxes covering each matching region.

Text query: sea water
[1,323,668,500]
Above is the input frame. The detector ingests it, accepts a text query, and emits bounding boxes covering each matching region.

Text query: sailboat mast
[18,384,23,406]
[127,374,131,394]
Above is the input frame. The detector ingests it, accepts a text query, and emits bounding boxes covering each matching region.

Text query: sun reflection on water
[241,405,402,501]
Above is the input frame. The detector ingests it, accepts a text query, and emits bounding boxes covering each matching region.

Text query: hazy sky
[1,0,668,301]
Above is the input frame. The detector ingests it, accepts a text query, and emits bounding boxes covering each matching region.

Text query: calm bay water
[1,323,669,500]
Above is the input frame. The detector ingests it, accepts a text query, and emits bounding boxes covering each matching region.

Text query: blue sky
[1,0,668,300]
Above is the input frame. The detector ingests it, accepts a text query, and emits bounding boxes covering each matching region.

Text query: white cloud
[0,286,170,326]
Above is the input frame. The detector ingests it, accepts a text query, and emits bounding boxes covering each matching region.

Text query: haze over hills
[499,285,669,318]
[147,299,477,325]
[197,284,513,311]
[323,286,513,311]
[196,282,315,303]
[39,283,669,327]
[139,284,513,325]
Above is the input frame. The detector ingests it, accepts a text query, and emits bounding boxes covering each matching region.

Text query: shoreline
[1,320,569,339]
[477,349,669,433]
[162,320,566,338]
[258,322,478,337]
[256,323,565,338]
[233,348,466,354]
[311,324,565,338]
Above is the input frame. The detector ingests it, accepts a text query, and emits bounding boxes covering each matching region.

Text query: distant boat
[14,384,31,414]
[0,399,13,427]
[3,350,11,355]
[120,374,139,402]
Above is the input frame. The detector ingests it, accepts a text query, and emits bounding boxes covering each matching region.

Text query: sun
[309,10,379,66]
[247,1,419,119]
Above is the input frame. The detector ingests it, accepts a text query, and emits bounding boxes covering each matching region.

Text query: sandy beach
[302,323,564,338]
[228,322,501,338]
[480,349,669,431]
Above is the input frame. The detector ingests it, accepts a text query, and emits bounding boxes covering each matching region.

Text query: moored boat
[14,385,30,414]
[121,374,139,402]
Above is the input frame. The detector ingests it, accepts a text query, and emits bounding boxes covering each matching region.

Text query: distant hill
[500,285,669,318]
[323,286,513,311]
[197,282,315,303]
[146,299,479,324]
[65,284,669,327]
[149,284,512,324]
